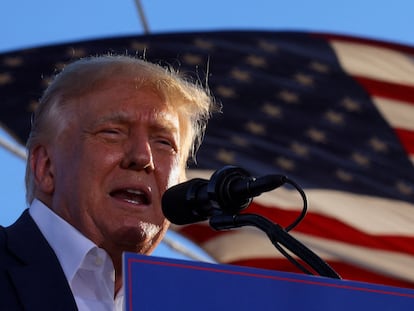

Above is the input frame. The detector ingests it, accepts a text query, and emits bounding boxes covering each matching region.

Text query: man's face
[40,81,184,256]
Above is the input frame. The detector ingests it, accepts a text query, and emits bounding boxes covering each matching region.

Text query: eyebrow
[92,111,180,134]
[92,112,131,126]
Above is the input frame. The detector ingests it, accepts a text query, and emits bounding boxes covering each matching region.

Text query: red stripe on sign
[353,76,414,104]
[229,258,414,289]
[394,127,414,154]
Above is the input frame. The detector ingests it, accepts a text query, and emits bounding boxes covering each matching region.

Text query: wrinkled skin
[30,81,184,291]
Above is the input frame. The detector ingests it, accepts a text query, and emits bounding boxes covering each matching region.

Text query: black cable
[284,177,307,232]
[252,174,307,232]
[272,241,314,275]
[253,176,315,274]
[205,168,340,278]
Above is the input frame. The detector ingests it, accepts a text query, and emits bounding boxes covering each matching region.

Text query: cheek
[82,140,123,168]
[155,156,182,193]
[59,144,120,193]
[167,157,184,188]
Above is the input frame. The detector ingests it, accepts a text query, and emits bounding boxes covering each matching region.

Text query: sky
[1,0,414,259]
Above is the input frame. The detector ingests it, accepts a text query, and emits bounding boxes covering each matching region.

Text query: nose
[121,138,155,173]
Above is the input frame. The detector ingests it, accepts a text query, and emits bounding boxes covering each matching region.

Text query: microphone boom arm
[162,165,341,279]
[209,213,341,279]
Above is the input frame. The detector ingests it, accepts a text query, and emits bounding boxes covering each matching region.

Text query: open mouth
[110,188,150,205]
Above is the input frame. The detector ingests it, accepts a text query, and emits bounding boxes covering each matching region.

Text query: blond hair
[25,55,218,203]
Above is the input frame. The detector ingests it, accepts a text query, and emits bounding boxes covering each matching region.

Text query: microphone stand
[209,213,341,279]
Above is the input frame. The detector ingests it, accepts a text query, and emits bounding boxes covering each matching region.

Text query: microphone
[162,166,287,225]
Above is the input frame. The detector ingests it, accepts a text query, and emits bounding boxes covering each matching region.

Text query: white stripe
[294,232,414,282]
[330,40,414,86]
[202,228,414,283]
[372,96,414,130]
[410,155,414,165]
[187,170,414,236]
[261,189,414,236]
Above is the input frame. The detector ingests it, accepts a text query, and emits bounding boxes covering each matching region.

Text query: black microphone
[162,166,287,225]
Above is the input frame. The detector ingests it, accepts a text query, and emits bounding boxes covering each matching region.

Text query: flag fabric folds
[1,30,414,289]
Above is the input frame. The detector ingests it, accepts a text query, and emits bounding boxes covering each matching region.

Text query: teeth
[110,188,149,205]
[124,198,140,204]
[125,189,144,195]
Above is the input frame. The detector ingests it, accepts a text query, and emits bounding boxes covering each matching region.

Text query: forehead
[77,81,179,125]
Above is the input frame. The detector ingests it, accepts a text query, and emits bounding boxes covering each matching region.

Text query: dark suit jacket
[0,209,78,310]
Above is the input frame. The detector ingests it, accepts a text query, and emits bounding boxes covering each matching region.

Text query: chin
[114,221,164,252]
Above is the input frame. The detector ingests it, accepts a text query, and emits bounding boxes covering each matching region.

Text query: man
[0,55,217,310]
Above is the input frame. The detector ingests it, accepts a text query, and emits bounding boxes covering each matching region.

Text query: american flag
[1,31,414,288]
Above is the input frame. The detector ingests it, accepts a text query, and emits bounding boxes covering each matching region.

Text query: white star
[215,86,237,98]
[293,73,314,86]
[3,56,24,67]
[324,110,345,125]
[261,102,282,118]
[368,137,388,153]
[306,128,327,143]
[65,47,87,58]
[183,53,203,65]
[277,90,299,104]
[290,142,309,157]
[335,169,353,182]
[258,40,279,53]
[194,38,214,50]
[245,121,266,135]
[274,157,295,171]
[231,136,249,147]
[395,181,413,196]
[245,55,267,67]
[351,152,370,167]
[130,41,149,53]
[341,97,362,112]
[309,61,330,73]
[0,73,13,85]
[216,149,236,164]
[230,68,251,82]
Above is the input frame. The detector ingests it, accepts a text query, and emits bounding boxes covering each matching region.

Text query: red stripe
[176,223,222,244]
[176,224,414,288]
[312,32,414,55]
[394,128,414,155]
[247,203,414,255]
[353,77,414,156]
[229,258,414,289]
[353,76,414,104]
[175,203,414,289]
[176,202,414,256]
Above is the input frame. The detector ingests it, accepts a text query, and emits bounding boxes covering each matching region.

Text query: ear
[30,145,55,195]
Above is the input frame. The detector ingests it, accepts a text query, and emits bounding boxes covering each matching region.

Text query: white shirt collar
[29,199,125,310]
[29,199,96,283]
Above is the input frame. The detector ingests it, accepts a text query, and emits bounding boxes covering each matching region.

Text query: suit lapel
[6,210,78,310]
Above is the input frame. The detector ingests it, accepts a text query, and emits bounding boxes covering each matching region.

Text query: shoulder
[0,225,5,249]
[0,211,77,310]
[0,224,5,237]
[0,220,13,255]
[0,210,34,261]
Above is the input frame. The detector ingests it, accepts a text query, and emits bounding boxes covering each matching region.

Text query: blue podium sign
[123,253,414,310]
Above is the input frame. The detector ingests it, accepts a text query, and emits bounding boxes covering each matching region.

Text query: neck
[111,255,123,294]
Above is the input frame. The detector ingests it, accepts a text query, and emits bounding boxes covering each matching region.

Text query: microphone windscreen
[162,178,209,225]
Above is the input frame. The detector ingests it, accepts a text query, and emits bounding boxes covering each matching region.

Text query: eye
[98,128,123,137]
[102,128,121,134]
[153,137,177,153]
[96,127,128,142]
[158,138,172,146]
